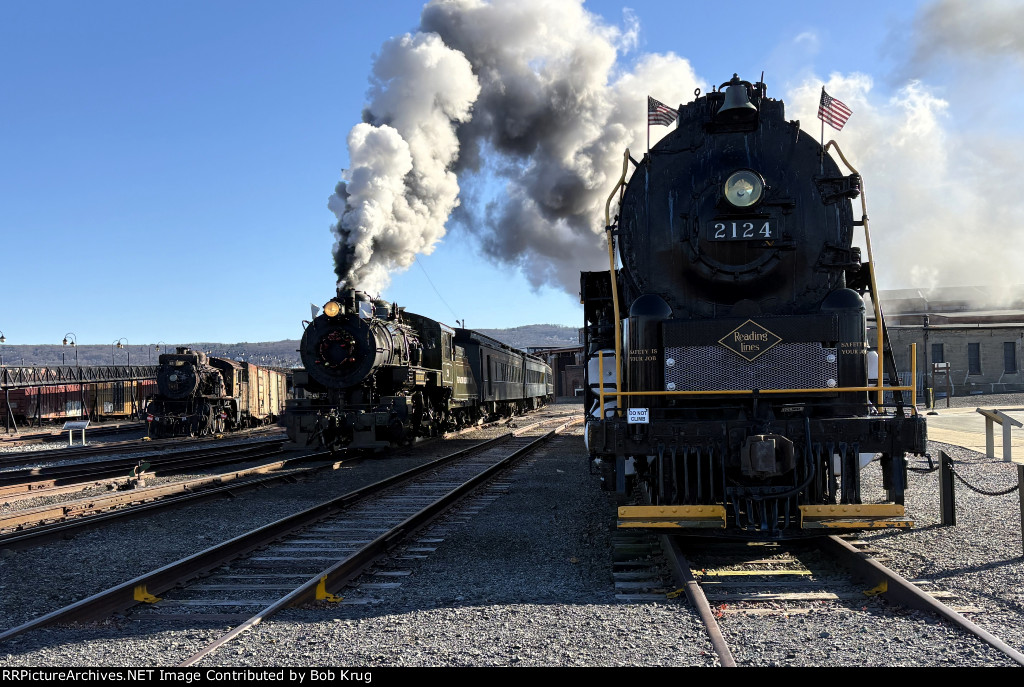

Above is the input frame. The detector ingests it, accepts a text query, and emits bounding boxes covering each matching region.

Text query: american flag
[818,89,852,131]
[648,96,678,127]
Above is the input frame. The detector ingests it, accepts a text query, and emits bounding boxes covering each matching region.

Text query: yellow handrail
[824,140,885,406]
[603,149,632,414]
[910,343,917,409]
[600,384,918,416]
[597,343,919,415]
[599,385,914,396]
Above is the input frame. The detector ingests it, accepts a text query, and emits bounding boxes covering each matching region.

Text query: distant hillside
[0,341,303,369]
[476,324,580,350]
[0,326,579,368]
[189,340,301,368]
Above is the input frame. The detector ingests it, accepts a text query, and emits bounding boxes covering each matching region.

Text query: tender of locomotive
[146,348,286,437]
[285,288,552,452]
[582,75,926,539]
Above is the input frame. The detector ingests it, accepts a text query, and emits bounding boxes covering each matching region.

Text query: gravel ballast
[1,399,1022,667]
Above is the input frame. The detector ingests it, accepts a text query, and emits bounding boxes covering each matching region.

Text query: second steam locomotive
[285,288,553,451]
[146,348,287,438]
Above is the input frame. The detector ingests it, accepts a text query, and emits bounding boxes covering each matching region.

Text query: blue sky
[4,0,1000,346]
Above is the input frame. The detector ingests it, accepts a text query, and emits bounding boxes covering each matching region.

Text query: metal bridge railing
[0,365,158,389]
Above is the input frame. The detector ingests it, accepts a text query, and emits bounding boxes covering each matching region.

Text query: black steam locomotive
[285,288,553,452]
[583,75,926,539]
[146,348,287,438]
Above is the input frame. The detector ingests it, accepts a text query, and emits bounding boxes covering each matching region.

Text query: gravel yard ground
[1,398,1022,667]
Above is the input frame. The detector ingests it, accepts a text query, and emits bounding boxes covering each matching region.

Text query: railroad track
[0,413,583,664]
[0,451,318,547]
[639,533,1024,667]
[0,436,288,502]
[0,426,286,469]
[0,421,147,445]
[0,408,577,546]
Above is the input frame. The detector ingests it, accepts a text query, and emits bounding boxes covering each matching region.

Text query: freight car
[2,378,157,426]
[583,75,927,539]
[285,288,553,452]
[146,348,287,438]
[87,380,158,420]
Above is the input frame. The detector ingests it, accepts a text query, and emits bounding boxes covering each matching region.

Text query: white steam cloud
[785,0,1024,301]
[912,0,1024,65]
[329,30,480,291]
[330,0,1024,305]
[329,0,699,293]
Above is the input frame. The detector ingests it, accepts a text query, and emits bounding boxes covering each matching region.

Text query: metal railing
[0,365,158,389]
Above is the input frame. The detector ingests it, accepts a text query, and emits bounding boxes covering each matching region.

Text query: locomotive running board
[799,504,913,530]
[618,505,726,529]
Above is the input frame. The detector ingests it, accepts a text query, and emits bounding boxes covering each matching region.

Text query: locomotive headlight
[323,300,341,318]
[724,170,764,208]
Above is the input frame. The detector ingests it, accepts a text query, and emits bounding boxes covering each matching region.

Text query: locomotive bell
[716,74,757,123]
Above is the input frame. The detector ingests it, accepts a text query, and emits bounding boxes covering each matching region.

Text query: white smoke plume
[329,0,700,293]
[329,30,480,291]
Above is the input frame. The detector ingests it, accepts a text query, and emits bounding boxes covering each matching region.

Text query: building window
[968,343,981,375]
[1005,342,1017,373]
[931,343,944,364]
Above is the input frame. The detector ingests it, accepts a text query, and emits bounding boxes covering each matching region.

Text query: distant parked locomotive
[146,348,286,437]
[582,75,926,539]
[285,288,553,452]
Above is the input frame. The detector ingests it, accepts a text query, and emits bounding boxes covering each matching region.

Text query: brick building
[872,286,1024,397]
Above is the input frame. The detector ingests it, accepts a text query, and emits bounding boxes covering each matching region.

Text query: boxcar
[3,385,84,423]
[2,378,157,425]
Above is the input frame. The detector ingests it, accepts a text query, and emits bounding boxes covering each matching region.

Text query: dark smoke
[329,0,700,294]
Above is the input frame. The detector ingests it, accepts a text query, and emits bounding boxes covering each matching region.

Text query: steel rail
[0,445,292,506]
[181,419,582,666]
[0,452,333,545]
[0,438,286,492]
[0,433,516,643]
[660,534,737,667]
[822,534,1024,667]
[665,533,1024,667]
[1,410,576,543]
[0,428,285,467]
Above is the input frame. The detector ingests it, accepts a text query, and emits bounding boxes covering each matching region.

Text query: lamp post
[0,330,5,366]
[152,341,167,365]
[112,338,127,366]
[62,332,78,366]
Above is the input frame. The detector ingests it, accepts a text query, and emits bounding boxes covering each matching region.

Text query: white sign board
[62,421,90,430]
[627,408,649,424]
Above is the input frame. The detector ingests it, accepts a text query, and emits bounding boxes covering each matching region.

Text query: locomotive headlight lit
[323,300,341,318]
[724,170,764,207]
